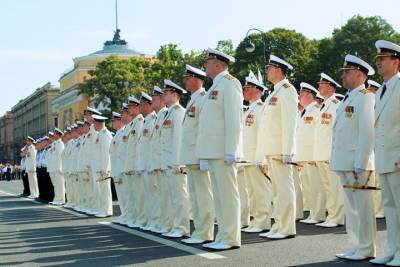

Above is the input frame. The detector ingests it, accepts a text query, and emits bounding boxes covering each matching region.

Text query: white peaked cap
[320,73,341,88]
[185,64,206,79]
[342,54,375,76]
[268,55,293,70]
[300,82,319,95]
[367,80,381,88]
[375,40,400,58]
[207,48,235,63]
[164,79,187,94]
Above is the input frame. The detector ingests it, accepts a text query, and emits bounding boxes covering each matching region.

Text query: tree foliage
[315,15,400,91]
[79,15,399,112]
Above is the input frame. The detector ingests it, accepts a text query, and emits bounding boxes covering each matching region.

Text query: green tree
[79,55,155,116]
[233,28,319,89]
[154,44,186,84]
[216,39,235,55]
[316,15,400,88]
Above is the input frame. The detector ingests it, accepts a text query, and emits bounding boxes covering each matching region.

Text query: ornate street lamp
[244,28,267,85]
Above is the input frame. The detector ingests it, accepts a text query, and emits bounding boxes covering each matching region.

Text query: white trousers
[133,173,146,226]
[208,159,241,247]
[186,166,214,241]
[152,171,164,229]
[95,173,113,216]
[165,169,190,235]
[266,156,296,235]
[77,171,88,209]
[50,171,65,203]
[379,171,400,258]
[317,161,344,224]
[158,171,173,231]
[373,173,384,216]
[27,172,39,198]
[338,171,376,257]
[87,171,100,211]
[302,162,326,221]
[246,165,272,229]
[114,174,127,219]
[237,168,250,227]
[68,173,77,206]
[143,171,160,229]
[293,166,304,219]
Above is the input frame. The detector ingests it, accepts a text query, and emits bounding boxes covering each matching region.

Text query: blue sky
[0,0,399,115]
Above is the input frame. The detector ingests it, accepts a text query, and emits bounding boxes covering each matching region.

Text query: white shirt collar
[349,83,365,96]
[190,88,203,100]
[324,94,336,104]
[145,112,154,120]
[213,70,228,84]
[303,101,315,111]
[385,72,400,87]
[168,101,179,111]
[249,98,262,107]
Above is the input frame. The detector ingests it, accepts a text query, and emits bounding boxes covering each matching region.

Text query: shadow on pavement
[0,224,191,266]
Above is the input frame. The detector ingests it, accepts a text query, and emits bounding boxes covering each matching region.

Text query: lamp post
[244,28,267,85]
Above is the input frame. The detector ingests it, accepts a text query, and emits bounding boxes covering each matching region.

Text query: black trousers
[38,167,54,201]
[21,171,30,195]
[37,167,46,200]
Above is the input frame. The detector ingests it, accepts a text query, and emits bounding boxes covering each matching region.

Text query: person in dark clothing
[19,148,30,196]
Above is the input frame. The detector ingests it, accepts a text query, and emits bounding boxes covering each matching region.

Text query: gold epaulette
[151,113,157,119]
[257,102,263,106]
[314,103,321,108]
[332,99,339,104]
[139,116,144,121]
[200,91,206,96]
[283,83,290,88]
[360,88,375,94]
[224,74,234,80]
[174,105,181,110]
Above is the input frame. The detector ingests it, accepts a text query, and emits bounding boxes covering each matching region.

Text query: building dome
[73,29,148,64]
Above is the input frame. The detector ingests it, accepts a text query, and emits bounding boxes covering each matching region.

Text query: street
[0,180,388,267]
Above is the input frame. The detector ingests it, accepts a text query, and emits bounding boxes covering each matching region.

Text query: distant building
[52,29,151,129]
[11,82,60,161]
[0,112,14,163]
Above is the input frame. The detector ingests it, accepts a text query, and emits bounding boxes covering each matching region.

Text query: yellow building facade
[52,29,150,129]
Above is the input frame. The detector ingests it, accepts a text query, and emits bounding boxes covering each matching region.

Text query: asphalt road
[0,180,389,267]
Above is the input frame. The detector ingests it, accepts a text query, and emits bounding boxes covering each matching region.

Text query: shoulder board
[257,102,263,106]
[200,91,206,96]
[174,105,182,110]
[360,88,375,94]
[139,117,144,121]
[151,113,157,119]
[283,83,290,88]
[314,103,321,108]
[224,74,234,80]
[332,99,339,104]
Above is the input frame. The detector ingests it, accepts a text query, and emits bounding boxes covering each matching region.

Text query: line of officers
[19,40,400,263]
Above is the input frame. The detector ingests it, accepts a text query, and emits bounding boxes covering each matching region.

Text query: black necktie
[380,85,387,99]
[320,103,325,111]
[343,94,349,102]
[301,109,306,117]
